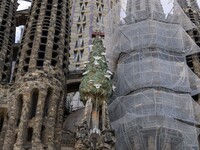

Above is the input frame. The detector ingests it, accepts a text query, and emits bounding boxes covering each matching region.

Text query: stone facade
[1,0,200,149]
[69,0,118,71]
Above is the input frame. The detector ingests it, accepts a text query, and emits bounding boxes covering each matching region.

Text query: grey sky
[17,0,200,11]
[17,0,31,11]
[198,0,200,6]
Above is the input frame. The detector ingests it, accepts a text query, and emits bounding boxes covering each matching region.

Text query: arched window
[0,113,4,132]
[26,127,33,142]
[43,87,53,117]
[17,94,23,126]
[29,89,39,119]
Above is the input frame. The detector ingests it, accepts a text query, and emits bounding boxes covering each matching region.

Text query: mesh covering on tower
[105,0,200,149]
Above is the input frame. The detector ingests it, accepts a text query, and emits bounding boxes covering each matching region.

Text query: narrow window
[26,127,33,142]
[29,89,39,119]
[0,116,4,132]
[43,88,53,117]
[17,95,23,126]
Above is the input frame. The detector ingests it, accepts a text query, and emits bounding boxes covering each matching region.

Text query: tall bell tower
[0,0,17,149]
[3,0,70,149]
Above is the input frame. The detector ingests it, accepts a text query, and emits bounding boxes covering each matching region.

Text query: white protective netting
[109,89,200,149]
[111,48,200,98]
[105,19,200,71]
[105,0,200,149]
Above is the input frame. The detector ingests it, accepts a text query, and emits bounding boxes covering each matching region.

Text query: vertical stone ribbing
[13,0,43,81]
[44,91,59,147]
[31,90,47,149]
[54,92,64,150]
[0,0,17,82]
[14,94,31,150]
[14,0,69,81]
[3,94,22,150]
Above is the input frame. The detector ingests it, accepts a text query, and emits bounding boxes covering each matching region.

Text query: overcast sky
[17,0,200,11]
[17,0,31,11]
[195,0,200,6]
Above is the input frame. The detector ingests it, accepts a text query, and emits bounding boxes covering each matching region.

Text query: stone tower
[3,0,70,149]
[69,0,118,71]
[0,0,17,148]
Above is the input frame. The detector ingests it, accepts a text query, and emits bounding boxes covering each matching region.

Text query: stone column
[43,0,58,68]
[0,113,8,149]
[2,118,16,150]
[102,101,111,131]
[32,88,47,150]
[45,91,59,149]
[54,96,64,150]
[82,98,93,127]
[92,98,100,129]
[3,96,19,150]
[14,94,31,150]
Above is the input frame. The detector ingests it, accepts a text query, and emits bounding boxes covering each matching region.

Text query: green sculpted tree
[75,37,115,150]
[79,37,113,106]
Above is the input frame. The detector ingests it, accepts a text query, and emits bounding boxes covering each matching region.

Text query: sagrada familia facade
[0,0,199,150]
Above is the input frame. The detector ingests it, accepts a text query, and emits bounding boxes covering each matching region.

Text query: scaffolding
[105,0,200,149]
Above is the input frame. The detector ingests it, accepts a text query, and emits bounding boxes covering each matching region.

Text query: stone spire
[75,37,115,150]
[3,0,70,149]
